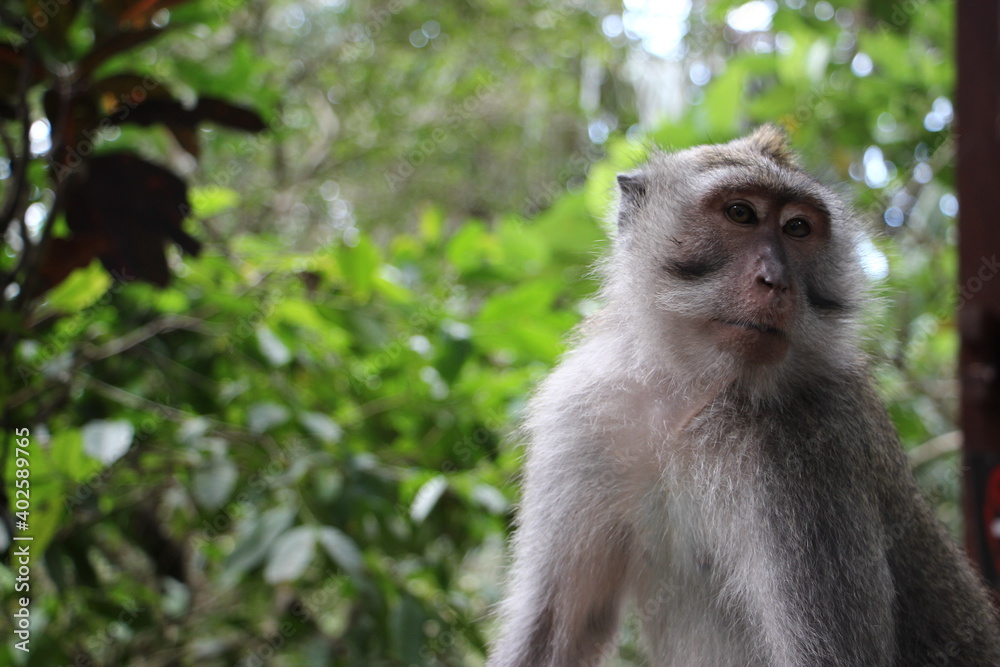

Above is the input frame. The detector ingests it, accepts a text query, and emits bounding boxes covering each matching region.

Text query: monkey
[487,125,1000,667]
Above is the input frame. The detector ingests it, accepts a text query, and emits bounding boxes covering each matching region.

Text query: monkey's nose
[757,273,789,292]
[754,245,791,293]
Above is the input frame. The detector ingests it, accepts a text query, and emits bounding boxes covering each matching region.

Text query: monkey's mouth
[711,318,790,364]
[715,319,785,336]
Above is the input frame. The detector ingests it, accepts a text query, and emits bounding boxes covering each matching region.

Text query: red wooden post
[957,0,1000,591]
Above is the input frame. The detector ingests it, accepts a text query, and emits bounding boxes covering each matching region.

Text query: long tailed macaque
[488,126,1000,666]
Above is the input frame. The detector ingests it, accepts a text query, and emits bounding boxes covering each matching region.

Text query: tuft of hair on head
[741,123,798,168]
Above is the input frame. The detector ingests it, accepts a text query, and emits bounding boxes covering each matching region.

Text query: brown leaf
[92,72,172,116]
[120,0,194,28]
[78,29,166,78]
[193,97,268,133]
[91,73,202,154]
[110,97,267,133]
[99,0,196,29]
[167,125,200,157]
[64,152,201,287]
[44,89,101,177]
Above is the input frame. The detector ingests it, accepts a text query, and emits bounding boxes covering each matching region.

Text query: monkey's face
[610,126,865,379]
[690,189,830,365]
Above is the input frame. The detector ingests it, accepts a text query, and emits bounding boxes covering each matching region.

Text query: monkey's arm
[488,436,634,667]
[883,498,1000,665]
[868,412,1000,665]
[748,378,1000,666]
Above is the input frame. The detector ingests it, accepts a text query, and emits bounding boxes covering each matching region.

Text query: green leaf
[256,326,291,366]
[223,506,297,578]
[49,429,103,483]
[474,280,576,362]
[804,39,833,83]
[531,193,604,260]
[190,185,241,218]
[264,526,316,584]
[702,65,746,135]
[193,455,238,510]
[419,205,444,243]
[471,483,509,515]
[337,237,382,301]
[391,594,426,662]
[247,402,290,433]
[410,475,447,522]
[316,526,364,577]
[81,419,134,465]
[42,260,111,312]
[497,216,550,277]
[445,221,498,274]
[300,412,343,444]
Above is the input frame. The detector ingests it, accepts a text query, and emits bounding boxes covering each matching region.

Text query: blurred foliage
[0,0,965,664]
[0,0,266,299]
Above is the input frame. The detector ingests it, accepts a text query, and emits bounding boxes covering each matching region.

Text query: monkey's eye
[784,218,811,238]
[725,203,755,224]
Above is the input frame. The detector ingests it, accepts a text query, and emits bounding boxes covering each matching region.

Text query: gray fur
[488,127,1000,666]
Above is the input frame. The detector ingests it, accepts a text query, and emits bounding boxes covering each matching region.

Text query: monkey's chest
[628,478,763,664]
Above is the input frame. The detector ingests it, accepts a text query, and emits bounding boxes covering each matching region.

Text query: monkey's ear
[746,124,798,167]
[617,173,647,227]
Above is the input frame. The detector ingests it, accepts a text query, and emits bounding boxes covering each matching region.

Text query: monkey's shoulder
[686,370,910,480]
